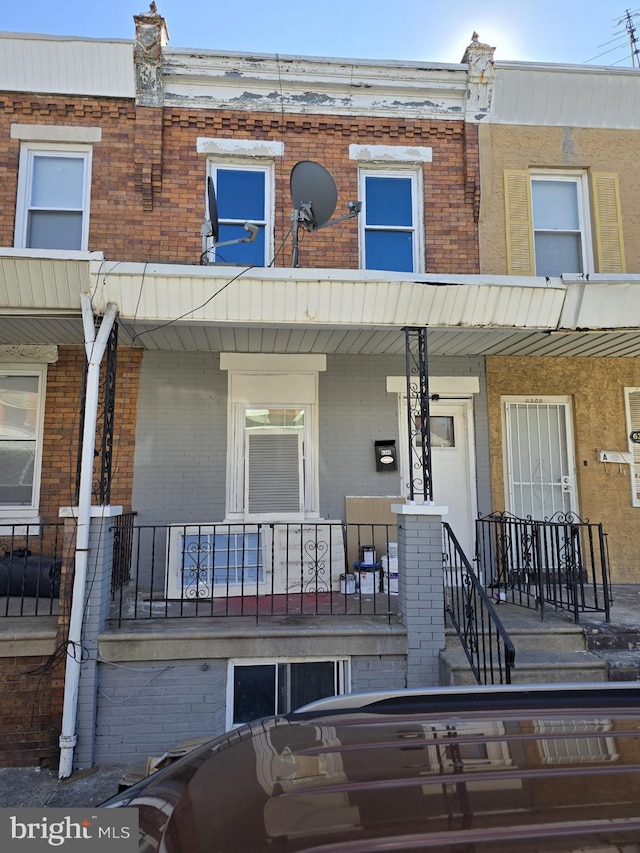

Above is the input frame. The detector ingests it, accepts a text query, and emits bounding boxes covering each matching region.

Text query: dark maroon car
[103,683,640,852]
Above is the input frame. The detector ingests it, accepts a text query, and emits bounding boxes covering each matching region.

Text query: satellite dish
[207,175,219,243]
[290,161,337,231]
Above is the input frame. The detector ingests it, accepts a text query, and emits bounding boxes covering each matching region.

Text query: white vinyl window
[222,355,324,522]
[530,173,592,277]
[0,367,46,520]
[227,658,349,728]
[207,163,272,266]
[359,169,422,273]
[15,144,92,250]
[625,388,640,507]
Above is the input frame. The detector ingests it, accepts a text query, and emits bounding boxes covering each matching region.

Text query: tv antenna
[200,176,259,265]
[290,161,361,267]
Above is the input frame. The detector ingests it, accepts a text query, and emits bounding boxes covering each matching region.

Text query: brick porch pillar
[392,503,448,688]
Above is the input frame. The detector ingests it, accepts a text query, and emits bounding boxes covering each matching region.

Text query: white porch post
[58,296,118,779]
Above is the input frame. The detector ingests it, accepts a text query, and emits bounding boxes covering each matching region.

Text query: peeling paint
[390,99,440,108]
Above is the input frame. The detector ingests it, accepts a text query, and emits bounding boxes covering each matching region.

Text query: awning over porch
[3,250,640,357]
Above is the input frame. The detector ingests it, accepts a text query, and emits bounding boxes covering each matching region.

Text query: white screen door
[504,398,577,519]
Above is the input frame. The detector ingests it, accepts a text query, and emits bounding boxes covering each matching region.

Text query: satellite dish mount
[200,176,259,265]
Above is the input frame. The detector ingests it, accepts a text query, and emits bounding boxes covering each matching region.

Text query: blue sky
[2,1,637,66]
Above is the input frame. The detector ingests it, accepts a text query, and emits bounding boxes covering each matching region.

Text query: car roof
[105,684,640,852]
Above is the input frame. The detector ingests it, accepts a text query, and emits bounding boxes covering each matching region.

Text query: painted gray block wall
[94,660,228,762]
[320,354,491,520]
[131,350,490,527]
[396,509,446,688]
[94,654,407,763]
[131,351,227,524]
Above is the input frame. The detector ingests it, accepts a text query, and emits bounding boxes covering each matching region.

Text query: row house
[0,7,638,772]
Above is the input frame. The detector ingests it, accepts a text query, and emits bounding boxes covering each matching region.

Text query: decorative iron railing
[443,522,516,685]
[0,524,65,616]
[108,521,397,626]
[476,511,611,623]
[111,511,136,594]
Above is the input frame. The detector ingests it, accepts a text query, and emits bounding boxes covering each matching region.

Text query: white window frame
[624,387,640,507]
[221,354,325,522]
[226,657,350,730]
[358,167,423,273]
[529,171,593,276]
[0,364,47,526]
[14,142,93,251]
[206,160,274,266]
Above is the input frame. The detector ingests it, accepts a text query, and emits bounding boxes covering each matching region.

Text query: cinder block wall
[94,653,407,763]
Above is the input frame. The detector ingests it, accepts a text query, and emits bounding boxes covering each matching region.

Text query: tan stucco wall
[478,124,640,275]
[486,356,640,583]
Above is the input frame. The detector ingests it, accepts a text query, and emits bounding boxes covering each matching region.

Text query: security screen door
[504,398,578,519]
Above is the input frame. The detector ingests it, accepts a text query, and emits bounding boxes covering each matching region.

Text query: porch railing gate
[476,512,611,623]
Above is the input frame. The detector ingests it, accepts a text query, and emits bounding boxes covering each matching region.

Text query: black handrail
[443,522,516,685]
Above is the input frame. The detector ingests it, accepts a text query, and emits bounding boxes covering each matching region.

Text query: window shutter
[592,173,625,274]
[246,431,303,514]
[626,389,640,506]
[504,170,535,275]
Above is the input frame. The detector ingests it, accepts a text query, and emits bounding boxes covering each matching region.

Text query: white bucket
[358,568,377,595]
[340,573,356,594]
[382,556,399,594]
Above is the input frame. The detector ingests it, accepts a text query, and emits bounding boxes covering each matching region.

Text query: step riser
[441,663,608,686]
[445,632,586,654]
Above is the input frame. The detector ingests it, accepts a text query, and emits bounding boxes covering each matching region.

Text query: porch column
[392,503,447,688]
[59,505,122,769]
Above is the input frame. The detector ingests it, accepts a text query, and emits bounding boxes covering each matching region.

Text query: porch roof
[2,251,640,357]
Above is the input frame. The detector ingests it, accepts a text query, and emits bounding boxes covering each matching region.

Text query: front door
[398,397,477,558]
[503,397,578,519]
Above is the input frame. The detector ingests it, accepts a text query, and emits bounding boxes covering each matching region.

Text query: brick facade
[0,95,480,273]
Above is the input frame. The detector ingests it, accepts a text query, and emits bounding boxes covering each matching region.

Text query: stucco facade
[478,123,640,275]
[487,355,640,583]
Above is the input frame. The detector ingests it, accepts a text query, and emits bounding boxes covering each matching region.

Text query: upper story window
[349,144,431,274]
[209,164,270,266]
[360,170,420,272]
[197,137,283,268]
[0,366,46,519]
[530,176,589,276]
[505,170,625,276]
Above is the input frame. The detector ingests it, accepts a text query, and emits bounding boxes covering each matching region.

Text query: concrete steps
[440,648,607,686]
[441,603,609,686]
[441,589,640,686]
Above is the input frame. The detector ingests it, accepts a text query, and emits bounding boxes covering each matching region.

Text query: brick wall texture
[0,95,480,273]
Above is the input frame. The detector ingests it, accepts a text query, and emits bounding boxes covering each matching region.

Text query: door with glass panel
[503,397,578,519]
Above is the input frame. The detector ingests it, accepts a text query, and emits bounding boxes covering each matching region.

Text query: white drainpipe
[58,295,119,779]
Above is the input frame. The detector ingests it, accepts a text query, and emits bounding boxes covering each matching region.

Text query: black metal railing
[443,522,516,685]
[476,512,611,623]
[108,521,398,626]
[111,511,137,594]
[0,524,65,616]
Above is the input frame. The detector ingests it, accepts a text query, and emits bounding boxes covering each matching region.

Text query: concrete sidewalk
[0,764,130,808]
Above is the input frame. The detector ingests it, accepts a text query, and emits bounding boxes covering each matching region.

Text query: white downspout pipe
[58,295,119,779]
